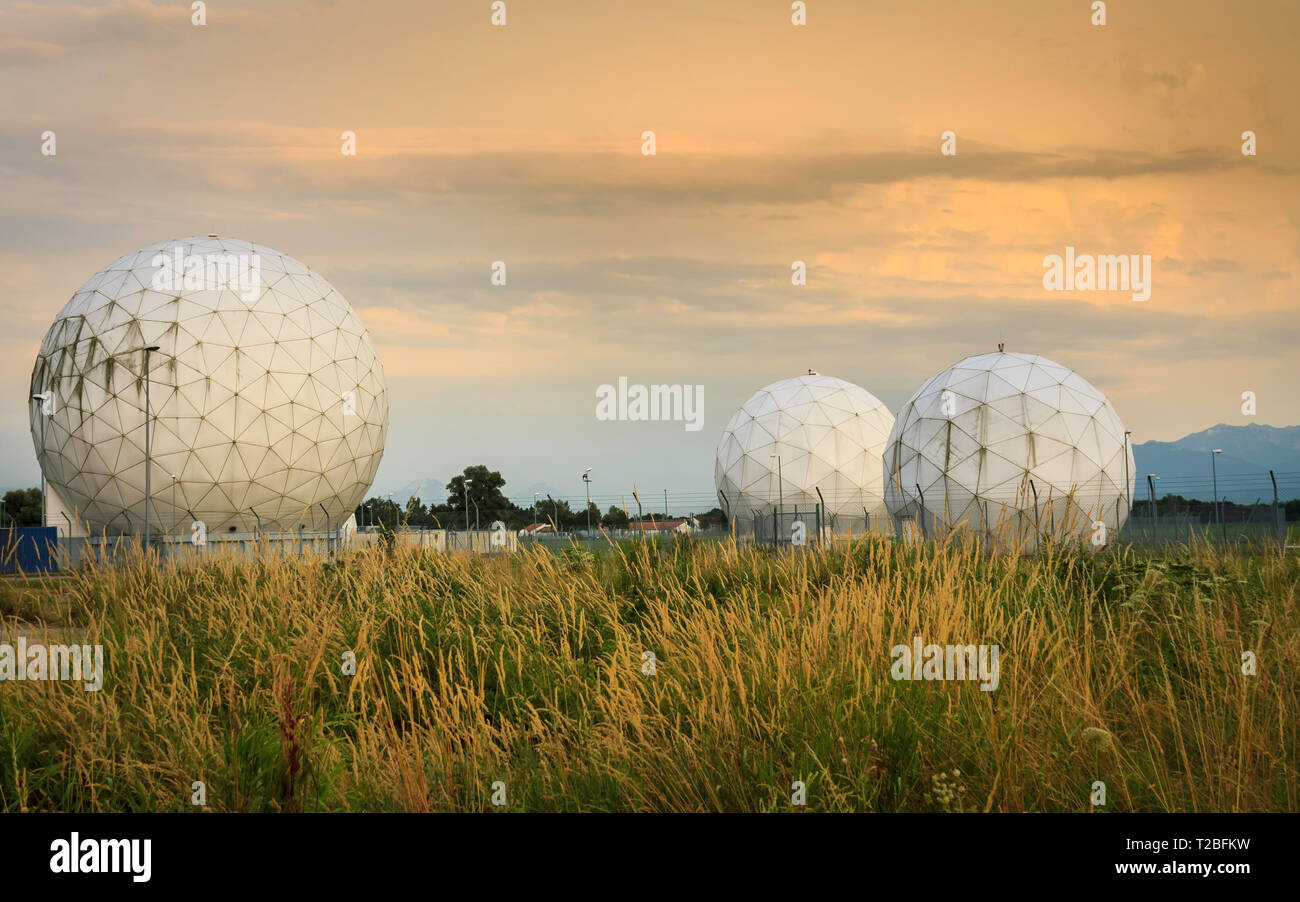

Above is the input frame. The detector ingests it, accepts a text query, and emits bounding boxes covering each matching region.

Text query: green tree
[404,496,429,528]
[601,505,629,528]
[446,466,510,516]
[444,465,531,529]
[2,488,42,527]
[355,496,401,531]
[536,496,572,531]
[698,506,728,528]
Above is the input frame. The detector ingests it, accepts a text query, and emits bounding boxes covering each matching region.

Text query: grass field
[1,535,1296,812]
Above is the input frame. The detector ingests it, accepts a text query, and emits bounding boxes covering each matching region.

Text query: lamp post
[464,478,472,532]
[769,453,784,516]
[169,474,178,545]
[30,394,48,529]
[142,345,161,549]
[583,468,592,536]
[1211,449,1224,544]
[1123,430,1132,528]
[533,492,540,536]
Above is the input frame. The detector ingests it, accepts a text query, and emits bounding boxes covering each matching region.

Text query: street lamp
[169,473,178,544]
[1123,430,1132,525]
[99,345,164,546]
[533,492,540,535]
[1211,449,1224,543]
[583,468,592,536]
[464,478,473,532]
[30,394,48,529]
[769,453,784,516]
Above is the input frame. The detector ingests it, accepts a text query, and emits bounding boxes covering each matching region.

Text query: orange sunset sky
[1,0,1296,505]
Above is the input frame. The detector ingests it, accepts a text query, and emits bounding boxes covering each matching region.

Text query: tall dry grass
[1,534,1296,811]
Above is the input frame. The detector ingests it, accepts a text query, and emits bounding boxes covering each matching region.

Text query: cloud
[0,0,264,62]
[1123,60,1208,99]
[0,36,62,65]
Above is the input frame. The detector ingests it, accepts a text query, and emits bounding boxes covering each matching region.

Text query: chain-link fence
[1124,469,1298,550]
[1124,506,1291,550]
[751,505,824,549]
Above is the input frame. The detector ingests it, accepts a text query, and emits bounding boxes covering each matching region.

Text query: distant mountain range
[389,477,447,506]
[1133,423,1300,502]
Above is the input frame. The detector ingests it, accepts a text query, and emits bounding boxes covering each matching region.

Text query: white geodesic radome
[28,237,388,537]
[714,373,895,535]
[882,351,1134,546]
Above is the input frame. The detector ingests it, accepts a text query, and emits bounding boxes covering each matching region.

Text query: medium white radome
[29,237,388,536]
[714,373,895,533]
[883,351,1134,544]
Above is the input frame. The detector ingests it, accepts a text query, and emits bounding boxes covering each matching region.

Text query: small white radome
[715,373,895,534]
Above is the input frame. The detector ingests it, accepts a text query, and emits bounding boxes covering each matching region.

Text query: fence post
[1146,475,1158,549]
[1242,498,1260,548]
[915,484,928,541]
[1029,480,1039,552]
[1271,470,1282,552]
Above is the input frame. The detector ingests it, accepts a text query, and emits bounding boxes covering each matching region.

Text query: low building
[626,518,695,536]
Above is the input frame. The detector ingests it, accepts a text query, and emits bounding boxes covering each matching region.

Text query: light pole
[533,492,540,535]
[583,468,592,535]
[1211,449,1224,543]
[30,394,47,528]
[1148,474,1160,545]
[169,474,178,544]
[464,479,472,532]
[769,453,784,516]
[1123,430,1132,527]
[142,345,161,549]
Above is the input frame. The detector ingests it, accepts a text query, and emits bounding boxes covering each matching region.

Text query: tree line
[353,465,728,533]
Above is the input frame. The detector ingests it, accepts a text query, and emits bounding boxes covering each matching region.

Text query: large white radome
[715,373,895,534]
[883,351,1134,545]
[29,237,388,536]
